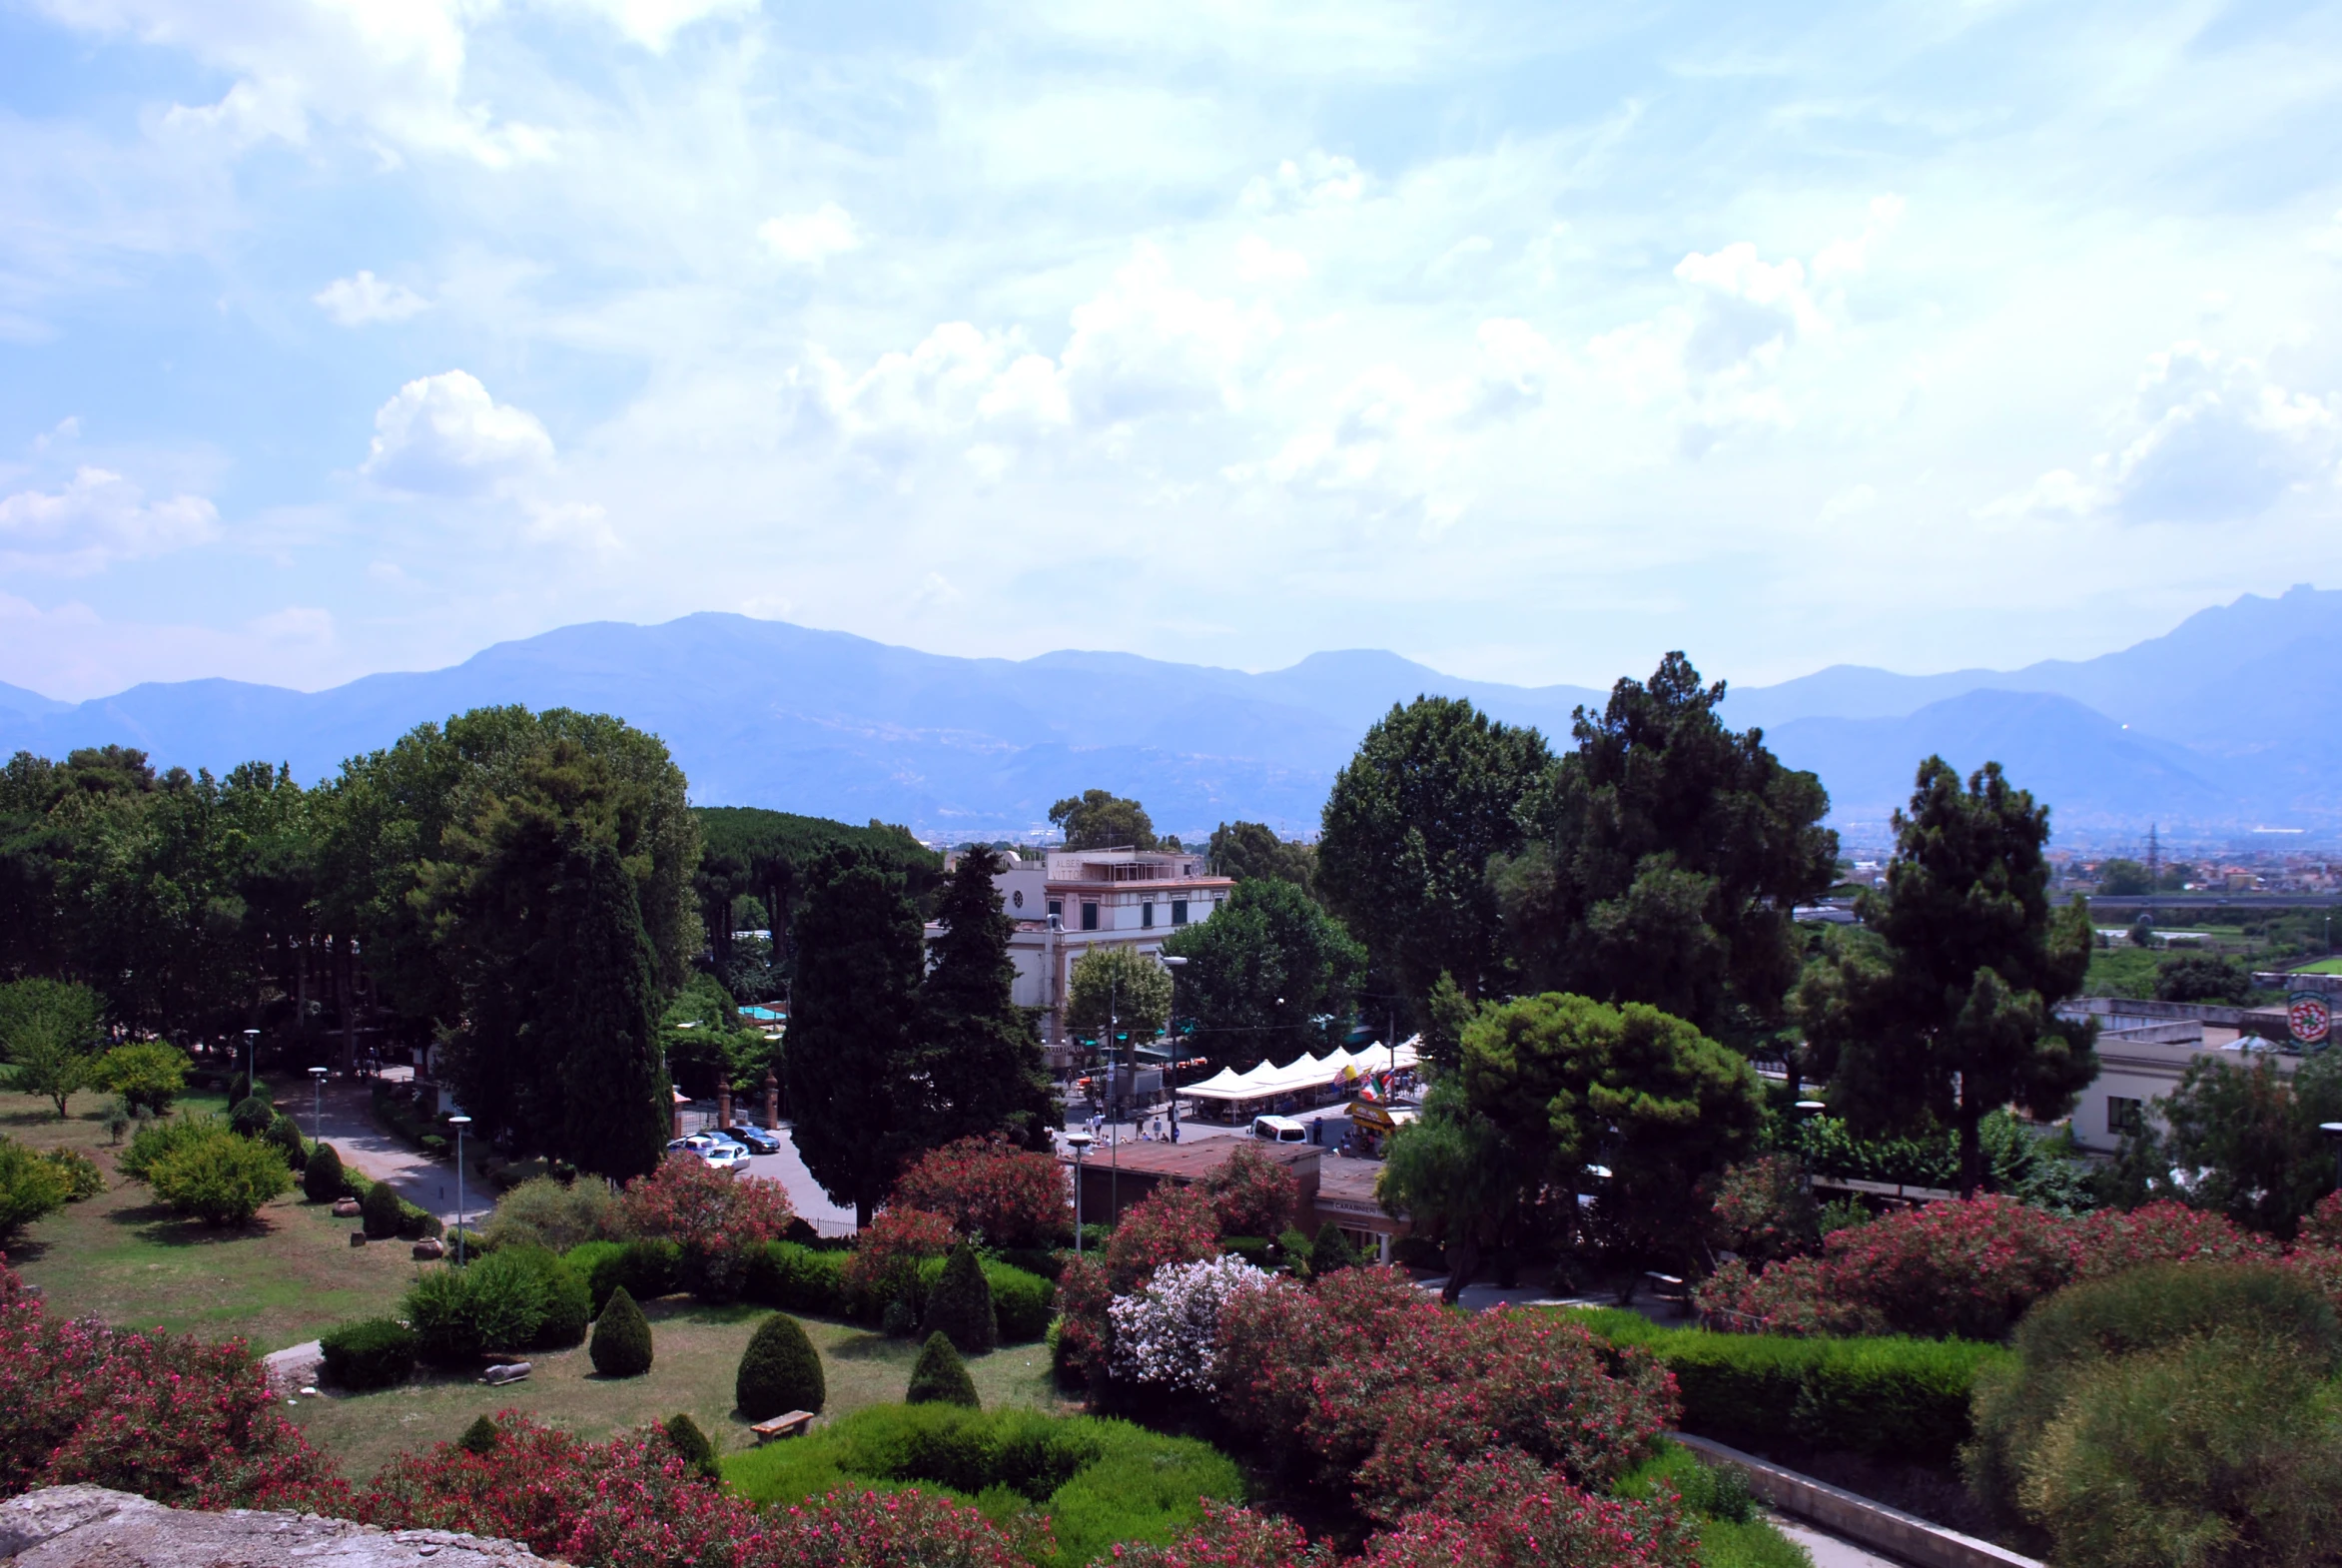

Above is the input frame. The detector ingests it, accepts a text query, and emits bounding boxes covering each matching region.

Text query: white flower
[1107,1254,1273,1393]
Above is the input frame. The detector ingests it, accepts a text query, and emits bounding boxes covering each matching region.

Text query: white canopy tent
[1177,1039,1421,1106]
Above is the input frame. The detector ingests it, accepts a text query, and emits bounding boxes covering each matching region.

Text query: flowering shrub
[2303,1191,2342,1251]
[619,1154,797,1299]
[891,1137,1070,1248]
[1109,1254,1273,1392]
[1215,1265,1676,1520]
[2073,1199,2278,1277]
[1200,1144,1299,1238]
[1358,1452,1699,1568]
[0,1255,345,1510]
[1107,1501,1333,1568]
[843,1206,959,1317]
[1706,1155,1820,1263]
[362,1411,1029,1568]
[1057,1185,1222,1380]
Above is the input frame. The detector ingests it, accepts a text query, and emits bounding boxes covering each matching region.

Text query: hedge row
[1562,1307,2009,1466]
[725,1240,1053,1342]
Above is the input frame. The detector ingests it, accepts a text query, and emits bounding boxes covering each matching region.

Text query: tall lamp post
[1065,1130,1093,1254]
[308,1066,329,1145]
[1159,956,1186,1144]
[447,1114,472,1264]
[242,1028,260,1099]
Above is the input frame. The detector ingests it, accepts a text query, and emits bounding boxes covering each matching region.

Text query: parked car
[1250,1115,1308,1143]
[700,1143,750,1171]
[723,1124,782,1155]
[667,1135,716,1155]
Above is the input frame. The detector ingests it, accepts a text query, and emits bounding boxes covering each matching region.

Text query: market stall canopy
[1178,1039,1420,1102]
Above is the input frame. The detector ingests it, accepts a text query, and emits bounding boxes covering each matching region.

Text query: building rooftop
[1056,1137,1319,1181]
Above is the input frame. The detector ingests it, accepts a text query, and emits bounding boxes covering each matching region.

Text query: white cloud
[1238,151,1367,212]
[1234,235,1309,284]
[362,371,555,496]
[758,205,861,268]
[314,270,431,326]
[0,466,219,573]
[249,605,333,642]
[545,0,756,51]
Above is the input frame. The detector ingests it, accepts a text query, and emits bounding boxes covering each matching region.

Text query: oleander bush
[1201,1144,1300,1237]
[618,1153,797,1301]
[1564,1306,2007,1465]
[591,1285,654,1377]
[890,1136,1072,1249]
[1357,1450,1700,1568]
[736,1312,827,1420]
[1055,1185,1221,1382]
[844,1206,959,1321]
[319,1317,417,1391]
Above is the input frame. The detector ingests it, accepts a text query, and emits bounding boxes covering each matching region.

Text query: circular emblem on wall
[1013,889,1024,908]
[2288,992,2331,1047]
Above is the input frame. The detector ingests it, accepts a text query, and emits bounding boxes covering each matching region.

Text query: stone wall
[0,1485,559,1567]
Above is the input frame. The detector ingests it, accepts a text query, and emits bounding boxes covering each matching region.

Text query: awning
[1178,1039,1420,1101]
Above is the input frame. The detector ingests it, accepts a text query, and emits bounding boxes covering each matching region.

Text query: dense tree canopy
[1063,945,1171,1048]
[1163,877,1365,1070]
[692,806,940,1001]
[1799,757,2097,1196]
[1317,697,1550,1019]
[1492,653,1837,1043]
[917,846,1060,1150]
[1048,789,1158,851]
[1205,821,1314,890]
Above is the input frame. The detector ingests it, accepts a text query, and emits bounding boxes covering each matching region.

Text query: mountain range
[2,585,2337,846]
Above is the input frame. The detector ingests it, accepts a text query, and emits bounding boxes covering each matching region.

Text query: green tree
[785,851,926,1225]
[91,1042,191,1116]
[1457,992,1763,1263]
[1064,946,1171,1049]
[1162,877,1365,1071]
[1318,697,1550,1017]
[1206,822,1314,889]
[2155,954,2254,1005]
[1421,971,1476,1077]
[589,1284,654,1377]
[2120,1052,2342,1238]
[545,841,671,1181]
[917,847,1059,1150]
[1801,758,2097,1197]
[0,979,101,1119]
[148,1126,294,1225]
[1049,790,1157,851]
[1377,1083,1537,1302]
[736,1312,826,1418]
[1492,653,1837,1042]
[2093,858,2152,896]
[0,1139,71,1239]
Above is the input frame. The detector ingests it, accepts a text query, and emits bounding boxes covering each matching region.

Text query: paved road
[297,1078,491,1226]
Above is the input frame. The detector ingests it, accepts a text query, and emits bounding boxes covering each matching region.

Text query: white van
[1250,1115,1308,1144]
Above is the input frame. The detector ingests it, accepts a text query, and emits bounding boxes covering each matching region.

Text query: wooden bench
[1643,1270,1691,1317]
[751,1410,817,1443]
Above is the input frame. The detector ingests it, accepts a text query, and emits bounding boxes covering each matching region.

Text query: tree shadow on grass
[2,1108,69,1129]
[825,1329,910,1362]
[106,1199,278,1248]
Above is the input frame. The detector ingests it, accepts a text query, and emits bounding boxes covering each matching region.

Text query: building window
[1082,902,1099,931]
[1171,900,1188,925]
[1048,899,1063,921]
[2108,1096,2144,1136]
[1142,900,1155,929]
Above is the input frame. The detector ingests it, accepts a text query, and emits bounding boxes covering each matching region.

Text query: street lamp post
[1065,1130,1093,1254]
[242,1029,260,1100]
[309,1066,329,1145]
[1160,956,1186,1144]
[447,1115,472,1264]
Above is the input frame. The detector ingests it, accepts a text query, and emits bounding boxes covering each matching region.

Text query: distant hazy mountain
[1,588,2335,842]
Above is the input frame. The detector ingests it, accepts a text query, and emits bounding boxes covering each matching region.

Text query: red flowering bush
[1108,1501,1333,1568]
[1057,1185,1223,1380]
[0,1255,344,1510]
[619,1154,797,1300]
[2303,1191,2342,1251]
[891,1137,1070,1249]
[1200,1144,1300,1237]
[362,1411,1029,1568]
[1706,1155,1821,1263]
[2074,1199,2278,1277]
[1359,1452,1699,1568]
[1215,1266,1676,1520]
[843,1205,959,1317]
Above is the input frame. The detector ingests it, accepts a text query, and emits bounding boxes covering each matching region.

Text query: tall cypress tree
[548,840,671,1181]
[918,847,1060,1151]
[785,850,925,1224]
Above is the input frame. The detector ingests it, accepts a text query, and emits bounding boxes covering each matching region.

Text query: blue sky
[1,0,2338,699]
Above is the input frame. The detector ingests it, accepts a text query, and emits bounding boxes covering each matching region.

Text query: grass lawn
[3,1087,424,1355]
[2289,957,2342,975]
[293,1304,1071,1484]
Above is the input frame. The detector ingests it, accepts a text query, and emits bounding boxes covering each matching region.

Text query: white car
[1250,1115,1309,1144]
[700,1142,750,1170]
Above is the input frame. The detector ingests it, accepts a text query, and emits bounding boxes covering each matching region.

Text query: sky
[1,0,2339,701]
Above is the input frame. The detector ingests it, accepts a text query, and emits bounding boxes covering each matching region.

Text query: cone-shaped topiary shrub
[736,1312,826,1420]
[267,1113,307,1171]
[1310,1222,1359,1277]
[229,1094,275,1139]
[920,1243,997,1355]
[459,1414,500,1455]
[662,1412,720,1480]
[360,1177,404,1239]
[906,1330,979,1408]
[590,1284,654,1377]
[303,1142,346,1203]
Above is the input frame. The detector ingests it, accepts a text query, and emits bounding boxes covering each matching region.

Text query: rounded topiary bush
[360,1177,404,1239]
[662,1412,720,1480]
[921,1244,997,1355]
[303,1142,346,1203]
[1310,1222,1359,1277]
[229,1094,276,1140]
[266,1113,307,1171]
[319,1316,416,1390]
[459,1414,501,1455]
[736,1312,826,1419]
[591,1285,654,1377]
[907,1331,979,1408]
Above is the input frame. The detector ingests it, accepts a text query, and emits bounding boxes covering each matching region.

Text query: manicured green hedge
[911,1254,1053,1343]
[345,1170,443,1239]
[320,1316,417,1390]
[744,1240,851,1317]
[723,1403,1242,1567]
[565,1237,683,1311]
[1562,1307,2009,1466]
